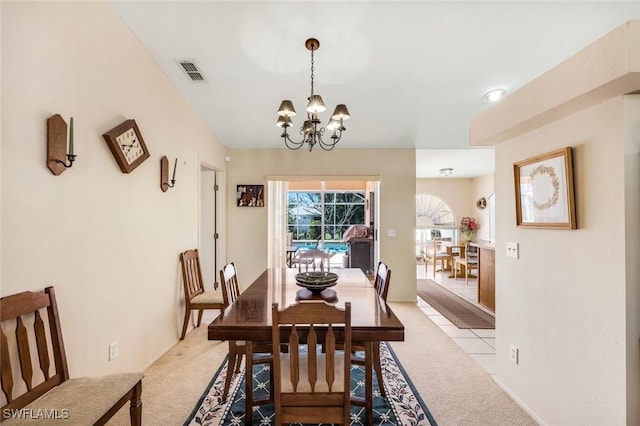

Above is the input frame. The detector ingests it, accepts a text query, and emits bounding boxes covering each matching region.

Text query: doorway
[268,179,379,272]
[415,193,477,304]
[199,165,221,290]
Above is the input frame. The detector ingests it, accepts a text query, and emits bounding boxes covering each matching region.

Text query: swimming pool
[293,241,348,254]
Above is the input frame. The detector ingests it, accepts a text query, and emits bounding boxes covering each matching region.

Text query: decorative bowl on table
[295,271,338,294]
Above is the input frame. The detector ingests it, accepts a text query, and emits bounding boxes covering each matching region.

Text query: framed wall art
[513,147,576,229]
[236,185,264,207]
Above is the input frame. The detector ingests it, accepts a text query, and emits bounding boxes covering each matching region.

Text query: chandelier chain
[310,48,315,97]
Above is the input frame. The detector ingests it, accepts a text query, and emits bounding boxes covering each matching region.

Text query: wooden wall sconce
[47,114,76,175]
[160,156,177,192]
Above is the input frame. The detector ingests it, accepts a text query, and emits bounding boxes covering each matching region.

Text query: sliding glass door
[268,179,378,270]
[287,189,366,250]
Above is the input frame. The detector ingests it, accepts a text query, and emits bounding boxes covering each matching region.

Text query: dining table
[208,267,405,425]
[437,241,473,278]
[208,267,405,342]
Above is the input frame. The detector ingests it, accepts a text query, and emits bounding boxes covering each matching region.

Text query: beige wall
[225,149,417,302]
[416,175,494,242]
[471,175,495,242]
[471,20,640,424]
[1,2,226,376]
[496,97,629,424]
[623,95,640,424]
[416,178,472,230]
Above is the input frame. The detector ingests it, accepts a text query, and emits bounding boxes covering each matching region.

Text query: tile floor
[416,263,496,377]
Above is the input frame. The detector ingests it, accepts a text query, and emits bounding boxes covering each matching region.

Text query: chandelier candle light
[276,38,351,151]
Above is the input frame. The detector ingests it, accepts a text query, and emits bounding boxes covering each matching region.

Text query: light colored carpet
[108,302,536,425]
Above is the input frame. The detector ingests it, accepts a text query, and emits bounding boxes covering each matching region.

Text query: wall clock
[103,119,150,173]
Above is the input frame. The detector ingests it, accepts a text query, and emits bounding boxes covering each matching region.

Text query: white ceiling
[111,1,639,177]
[416,149,495,178]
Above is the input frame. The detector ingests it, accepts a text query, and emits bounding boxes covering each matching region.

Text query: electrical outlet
[506,242,519,259]
[387,229,396,237]
[509,344,519,365]
[109,341,119,361]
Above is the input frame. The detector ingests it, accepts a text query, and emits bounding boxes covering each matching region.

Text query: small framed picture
[513,147,576,229]
[236,185,264,207]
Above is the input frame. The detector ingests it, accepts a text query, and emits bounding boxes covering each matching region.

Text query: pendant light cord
[310,45,315,97]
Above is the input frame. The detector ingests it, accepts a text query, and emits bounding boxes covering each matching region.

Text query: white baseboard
[492,376,546,425]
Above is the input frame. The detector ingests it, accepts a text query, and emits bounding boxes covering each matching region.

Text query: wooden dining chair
[219,262,274,415]
[371,261,391,394]
[0,287,144,425]
[373,261,391,302]
[454,243,479,285]
[179,249,224,340]
[351,260,391,419]
[424,239,453,279]
[266,300,352,425]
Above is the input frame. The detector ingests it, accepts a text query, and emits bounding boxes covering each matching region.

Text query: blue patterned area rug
[185,342,437,425]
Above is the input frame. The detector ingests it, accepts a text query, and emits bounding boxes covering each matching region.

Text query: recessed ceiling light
[439,168,453,177]
[483,88,506,102]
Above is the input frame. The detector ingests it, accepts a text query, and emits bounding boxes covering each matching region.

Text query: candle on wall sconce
[160,155,177,192]
[47,114,77,175]
[69,117,74,156]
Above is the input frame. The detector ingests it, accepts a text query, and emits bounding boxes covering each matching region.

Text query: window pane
[304,225,321,240]
[334,204,365,225]
[336,226,350,239]
[287,192,298,203]
[351,192,366,203]
[298,203,322,217]
[292,227,303,240]
[297,192,321,203]
[335,192,365,203]
[324,193,335,203]
[324,226,336,240]
[287,205,296,224]
[324,205,335,224]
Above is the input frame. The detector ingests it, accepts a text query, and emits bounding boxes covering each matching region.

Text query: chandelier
[276,38,350,151]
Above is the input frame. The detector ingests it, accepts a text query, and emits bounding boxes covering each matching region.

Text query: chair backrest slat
[325,324,335,391]
[1,328,14,403]
[374,261,392,302]
[15,317,34,391]
[180,249,205,302]
[34,311,50,381]
[466,243,478,260]
[307,325,317,392]
[219,262,240,307]
[290,325,300,392]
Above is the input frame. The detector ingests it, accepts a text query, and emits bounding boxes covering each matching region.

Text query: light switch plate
[506,242,519,258]
[387,229,396,237]
[509,344,519,364]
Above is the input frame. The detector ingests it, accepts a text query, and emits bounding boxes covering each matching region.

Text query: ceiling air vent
[178,60,207,82]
